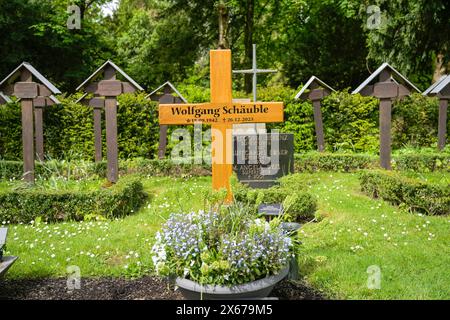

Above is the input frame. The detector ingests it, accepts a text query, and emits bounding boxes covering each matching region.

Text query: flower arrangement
[151,204,292,286]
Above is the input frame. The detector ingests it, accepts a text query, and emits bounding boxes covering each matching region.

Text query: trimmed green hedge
[0,176,147,223]
[359,170,450,215]
[294,152,450,172]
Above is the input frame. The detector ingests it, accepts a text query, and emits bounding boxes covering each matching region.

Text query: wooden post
[34,107,44,161]
[210,50,233,200]
[18,70,36,182]
[312,99,325,152]
[105,97,118,182]
[379,98,392,170]
[158,91,175,159]
[22,99,35,182]
[158,125,168,159]
[93,107,103,162]
[438,99,448,150]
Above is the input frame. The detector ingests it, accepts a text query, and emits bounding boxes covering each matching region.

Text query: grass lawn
[296,172,450,300]
[2,176,210,279]
[2,173,449,299]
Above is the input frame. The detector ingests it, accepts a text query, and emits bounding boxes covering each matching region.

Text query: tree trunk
[244,0,255,93]
[218,2,229,49]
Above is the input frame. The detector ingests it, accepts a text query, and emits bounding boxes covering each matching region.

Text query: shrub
[232,181,317,223]
[392,94,442,149]
[283,193,317,222]
[0,176,147,223]
[359,170,450,215]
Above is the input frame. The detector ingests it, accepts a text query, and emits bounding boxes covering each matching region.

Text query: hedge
[294,152,450,172]
[359,170,450,215]
[1,151,449,181]
[0,176,147,224]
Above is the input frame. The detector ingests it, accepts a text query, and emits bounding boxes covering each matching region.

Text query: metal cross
[233,44,277,102]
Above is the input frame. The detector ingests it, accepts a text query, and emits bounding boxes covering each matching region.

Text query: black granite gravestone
[233,133,294,188]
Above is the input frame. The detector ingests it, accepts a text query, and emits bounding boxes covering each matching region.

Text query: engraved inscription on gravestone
[233,133,294,188]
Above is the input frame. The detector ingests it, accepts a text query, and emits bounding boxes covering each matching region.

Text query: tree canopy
[0,0,448,92]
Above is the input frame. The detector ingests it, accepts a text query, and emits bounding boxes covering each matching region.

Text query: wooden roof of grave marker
[295,76,335,152]
[353,63,420,169]
[76,61,143,182]
[0,62,61,182]
[423,75,450,150]
[0,92,12,104]
[146,81,188,103]
[147,81,188,159]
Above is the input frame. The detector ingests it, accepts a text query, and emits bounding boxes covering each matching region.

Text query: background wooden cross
[353,63,420,169]
[147,82,188,159]
[159,50,284,200]
[423,75,450,150]
[295,76,335,152]
[0,62,61,182]
[77,61,144,182]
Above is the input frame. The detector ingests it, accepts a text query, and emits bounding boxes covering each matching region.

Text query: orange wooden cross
[159,50,284,200]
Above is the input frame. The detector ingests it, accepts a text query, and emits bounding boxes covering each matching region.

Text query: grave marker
[76,61,144,182]
[353,63,420,169]
[159,50,284,200]
[0,63,61,182]
[147,82,187,159]
[423,75,450,150]
[295,76,335,152]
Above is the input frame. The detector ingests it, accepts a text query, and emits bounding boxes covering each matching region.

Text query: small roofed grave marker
[353,63,420,169]
[295,76,335,152]
[159,49,284,201]
[0,63,61,182]
[146,82,188,159]
[423,75,450,150]
[76,61,144,182]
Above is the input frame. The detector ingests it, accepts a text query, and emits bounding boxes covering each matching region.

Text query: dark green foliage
[0,176,147,223]
[392,94,444,149]
[0,101,22,160]
[282,0,368,89]
[359,170,450,215]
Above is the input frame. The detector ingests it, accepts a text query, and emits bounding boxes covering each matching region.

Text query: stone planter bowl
[175,265,289,300]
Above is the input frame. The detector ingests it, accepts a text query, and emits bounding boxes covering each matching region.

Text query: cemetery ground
[1,172,449,300]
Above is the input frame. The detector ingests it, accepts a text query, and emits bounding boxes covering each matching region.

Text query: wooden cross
[423,75,450,150]
[0,63,61,183]
[77,61,143,183]
[147,82,188,159]
[159,50,284,200]
[295,76,335,152]
[353,63,419,169]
